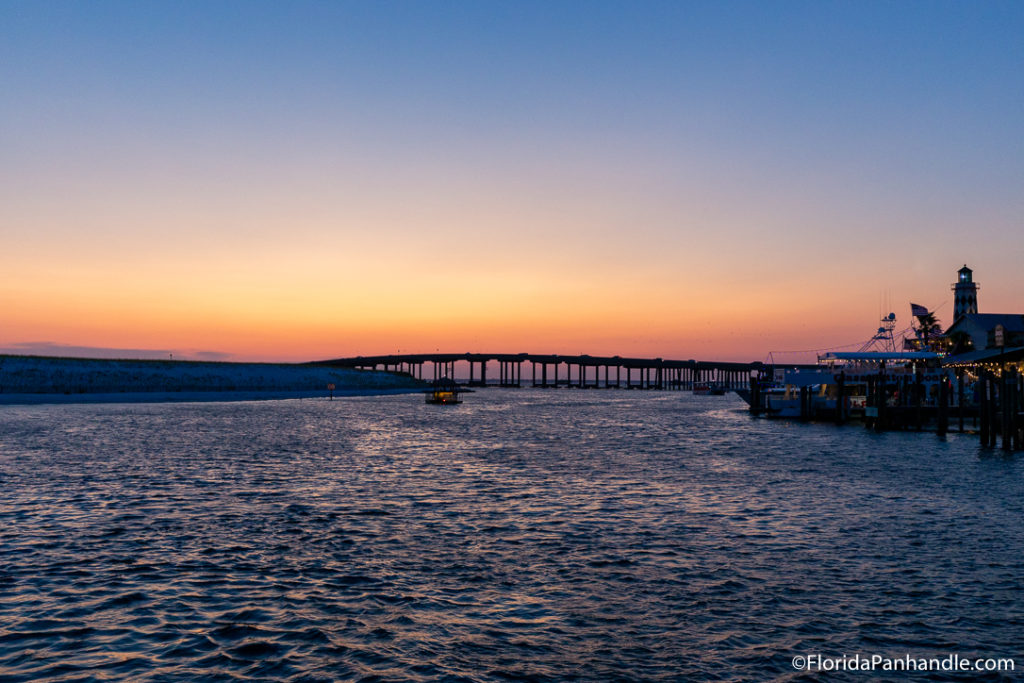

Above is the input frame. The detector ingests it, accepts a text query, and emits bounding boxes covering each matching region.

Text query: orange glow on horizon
[0,269,885,364]
[4,234,1016,364]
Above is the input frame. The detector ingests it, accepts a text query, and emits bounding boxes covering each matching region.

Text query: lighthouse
[951,264,979,321]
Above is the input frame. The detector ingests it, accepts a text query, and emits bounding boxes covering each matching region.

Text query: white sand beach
[0,355,425,404]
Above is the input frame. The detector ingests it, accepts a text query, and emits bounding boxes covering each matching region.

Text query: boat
[693,382,727,396]
[760,384,802,417]
[815,351,949,421]
[425,378,464,405]
[738,308,966,422]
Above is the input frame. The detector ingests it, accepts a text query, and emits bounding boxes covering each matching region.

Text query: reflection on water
[1,390,1023,681]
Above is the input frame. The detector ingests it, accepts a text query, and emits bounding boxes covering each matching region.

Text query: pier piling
[980,372,991,447]
[937,376,949,436]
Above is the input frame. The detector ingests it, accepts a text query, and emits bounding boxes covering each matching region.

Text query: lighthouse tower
[951,264,979,321]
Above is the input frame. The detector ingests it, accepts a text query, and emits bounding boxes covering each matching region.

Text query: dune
[0,355,425,404]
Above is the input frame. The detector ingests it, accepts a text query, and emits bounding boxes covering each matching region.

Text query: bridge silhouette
[314,353,764,390]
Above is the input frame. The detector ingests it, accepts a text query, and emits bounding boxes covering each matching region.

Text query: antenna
[858,311,899,353]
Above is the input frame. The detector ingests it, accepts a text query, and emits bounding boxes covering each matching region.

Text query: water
[1,390,1022,681]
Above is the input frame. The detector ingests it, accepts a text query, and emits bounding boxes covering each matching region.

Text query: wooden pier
[945,348,1024,451]
[313,353,762,391]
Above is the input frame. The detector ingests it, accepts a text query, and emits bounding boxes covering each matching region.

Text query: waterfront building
[943,265,1024,353]
[945,314,1024,352]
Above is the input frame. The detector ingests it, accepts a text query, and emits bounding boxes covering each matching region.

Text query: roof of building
[943,346,1024,366]
[820,351,940,362]
[946,313,1024,334]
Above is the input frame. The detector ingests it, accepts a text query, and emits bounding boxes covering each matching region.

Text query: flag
[910,303,929,317]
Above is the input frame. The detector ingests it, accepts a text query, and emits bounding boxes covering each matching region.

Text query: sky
[2,1,1022,363]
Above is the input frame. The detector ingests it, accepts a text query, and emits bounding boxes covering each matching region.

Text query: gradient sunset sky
[2,1,1022,362]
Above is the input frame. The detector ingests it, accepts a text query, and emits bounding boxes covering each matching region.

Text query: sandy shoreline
[0,354,426,404]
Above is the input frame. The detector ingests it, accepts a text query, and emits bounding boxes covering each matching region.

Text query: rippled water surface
[2,390,1022,681]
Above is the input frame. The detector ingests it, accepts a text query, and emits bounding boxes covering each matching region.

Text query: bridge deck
[311,353,765,390]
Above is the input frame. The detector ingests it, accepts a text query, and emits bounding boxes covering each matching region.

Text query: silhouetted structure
[313,353,762,391]
[952,264,979,321]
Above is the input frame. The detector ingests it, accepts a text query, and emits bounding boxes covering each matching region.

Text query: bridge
[313,353,765,390]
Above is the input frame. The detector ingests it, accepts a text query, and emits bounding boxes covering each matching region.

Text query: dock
[746,348,1024,451]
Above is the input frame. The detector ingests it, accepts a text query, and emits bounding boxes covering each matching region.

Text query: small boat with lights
[425,378,466,405]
